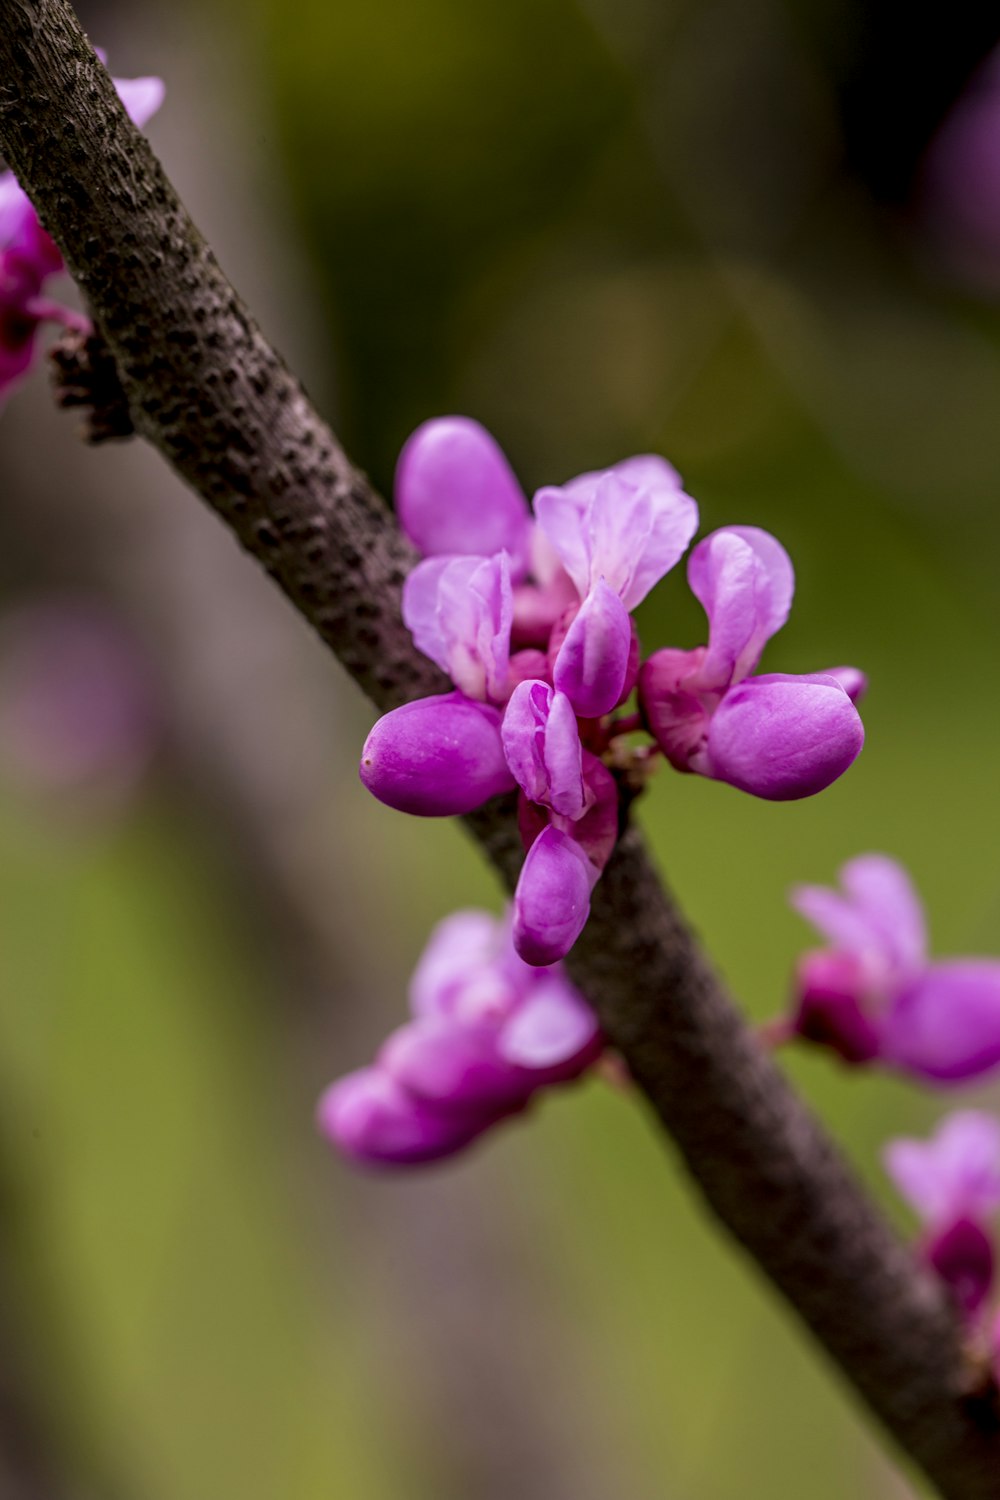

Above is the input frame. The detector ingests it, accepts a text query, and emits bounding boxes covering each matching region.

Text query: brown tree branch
[1,4,998,1494]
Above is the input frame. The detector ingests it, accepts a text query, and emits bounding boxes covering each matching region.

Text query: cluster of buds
[0,61,164,406]
[772,854,1000,1084]
[361,417,867,969]
[318,909,601,1165]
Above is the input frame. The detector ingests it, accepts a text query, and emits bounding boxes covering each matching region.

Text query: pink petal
[402,553,512,702]
[380,1019,532,1111]
[501,680,586,819]
[498,976,601,1074]
[408,910,506,1019]
[839,855,927,979]
[395,417,531,569]
[317,1067,489,1167]
[114,75,166,129]
[688,527,794,690]
[704,672,864,800]
[552,580,633,717]
[512,825,599,966]
[884,1111,1000,1225]
[637,646,710,772]
[882,962,1000,1083]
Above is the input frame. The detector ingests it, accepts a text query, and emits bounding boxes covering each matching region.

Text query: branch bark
[1,4,998,1494]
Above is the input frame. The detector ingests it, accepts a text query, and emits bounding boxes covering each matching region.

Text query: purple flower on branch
[781,854,1000,1083]
[318,909,601,1167]
[639,527,865,800]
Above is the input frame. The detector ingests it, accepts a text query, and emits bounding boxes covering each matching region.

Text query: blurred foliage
[3,0,1000,1496]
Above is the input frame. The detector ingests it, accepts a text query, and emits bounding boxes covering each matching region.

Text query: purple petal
[688,528,795,691]
[395,417,531,569]
[512,825,599,966]
[821,665,868,704]
[839,855,927,979]
[882,961,1000,1083]
[884,1110,1000,1224]
[402,553,512,702]
[498,975,601,1075]
[360,692,515,815]
[552,581,633,718]
[534,463,697,610]
[638,646,711,772]
[114,75,166,129]
[380,1019,532,1111]
[501,680,586,819]
[704,672,864,800]
[317,1067,488,1167]
[408,909,507,1019]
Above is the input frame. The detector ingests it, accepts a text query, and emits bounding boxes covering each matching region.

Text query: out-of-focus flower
[639,527,865,800]
[0,598,159,815]
[779,854,1000,1082]
[918,47,1000,293]
[317,908,601,1167]
[885,1111,1000,1317]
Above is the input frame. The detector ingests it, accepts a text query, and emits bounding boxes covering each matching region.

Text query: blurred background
[2,0,1000,1495]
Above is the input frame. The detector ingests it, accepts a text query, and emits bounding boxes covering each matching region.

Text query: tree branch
[1,4,998,1494]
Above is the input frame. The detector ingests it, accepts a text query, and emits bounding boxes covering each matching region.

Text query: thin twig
[0,5,998,1494]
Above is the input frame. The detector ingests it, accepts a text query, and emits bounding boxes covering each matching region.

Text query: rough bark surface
[2,4,999,1495]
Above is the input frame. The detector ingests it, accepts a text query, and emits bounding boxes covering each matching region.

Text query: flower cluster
[885,1111,1000,1324]
[317,909,602,1166]
[360,417,866,968]
[0,59,164,406]
[776,854,1000,1083]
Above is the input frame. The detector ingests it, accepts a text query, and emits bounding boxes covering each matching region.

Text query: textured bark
[1,3,999,1495]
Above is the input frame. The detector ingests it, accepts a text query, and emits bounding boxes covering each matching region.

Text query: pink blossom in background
[0,598,159,816]
[918,47,1000,292]
[783,854,1000,1083]
[885,1111,1000,1317]
[318,908,602,1167]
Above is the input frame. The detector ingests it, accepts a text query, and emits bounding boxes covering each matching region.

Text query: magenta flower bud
[497,975,602,1076]
[502,680,586,819]
[380,1018,532,1112]
[317,1068,488,1167]
[360,692,515,816]
[513,825,599,966]
[551,580,635,718]
[792,950,883,1064]
[926,1217,995,1318]
[395,417,531,569]
[704,672,864,800]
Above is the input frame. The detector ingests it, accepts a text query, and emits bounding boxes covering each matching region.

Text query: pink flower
[786,854,1000,1083]
[318,909,601,1167]
[639,527,865,800]
[885,1111,1000,1317]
